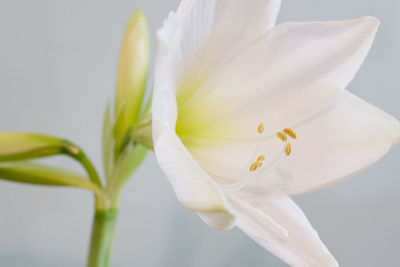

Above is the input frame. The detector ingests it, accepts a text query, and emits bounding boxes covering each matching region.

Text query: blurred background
[0,0,399,266]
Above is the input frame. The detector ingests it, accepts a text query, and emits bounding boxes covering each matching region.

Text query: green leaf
[102,102,114,182]
[139,92,152,120]
[117,144,148,184]
[105,144,148,209]
[131,117,153,150]
[0,162,107,209]
[0,132,66,161]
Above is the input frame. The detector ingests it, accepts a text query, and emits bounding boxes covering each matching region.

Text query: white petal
[177,17,379,140]
[153,0,281,229]
[230,191,338,267]
[152,75,236,227]
[153,125,228,211]
[273,90,400,195]
[198,210,236,230]
[177,17,382,186]
[157,0,282,90]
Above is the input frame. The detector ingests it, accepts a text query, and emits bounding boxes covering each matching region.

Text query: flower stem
[62,141,103,188]
[88,209,118,267]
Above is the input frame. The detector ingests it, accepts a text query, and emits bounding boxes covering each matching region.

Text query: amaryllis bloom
[152,0,400,266]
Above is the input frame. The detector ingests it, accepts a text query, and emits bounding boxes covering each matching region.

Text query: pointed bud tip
[129,10,148,28]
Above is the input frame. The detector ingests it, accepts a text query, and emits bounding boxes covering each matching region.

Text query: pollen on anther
[277,132,287,142]
[257,155,265,162]
[284,128,297,139]
[285,143,292,156]
[258,123,264,134]
[250,162,259,172]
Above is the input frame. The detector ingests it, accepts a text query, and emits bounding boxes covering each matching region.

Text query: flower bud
[114,10,150,148]
[0,132,66,161]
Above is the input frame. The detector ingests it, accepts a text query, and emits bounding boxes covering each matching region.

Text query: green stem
[88,209,118,267]
[62,141,103,187]
[78,151,103,187]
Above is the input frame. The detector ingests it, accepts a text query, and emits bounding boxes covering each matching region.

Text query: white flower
[151,0,400,266]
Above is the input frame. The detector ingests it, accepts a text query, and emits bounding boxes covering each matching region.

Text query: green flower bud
[0,132,67,161]
[114,10,150,149]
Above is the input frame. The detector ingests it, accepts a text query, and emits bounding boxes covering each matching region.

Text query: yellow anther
[257,155,265,162]
[250,156,264,172]
[256,161,263,168]
[258,123,264,134]
[285,143,292,156]
[284,128,297,139]
[250,162,259,172]
[277,132,287,142]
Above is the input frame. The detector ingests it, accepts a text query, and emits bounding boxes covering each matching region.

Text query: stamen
[283,128,297,139]
[249,155,265,172]
[225,126,298,191]
[285,143,292,156]
[257,123,264,134]
[249,162,260,172]
[257,155,265,162]
[276,132,287,142]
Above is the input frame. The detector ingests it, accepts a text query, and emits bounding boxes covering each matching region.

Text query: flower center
[219,123,298,192]
[249,124,297,172]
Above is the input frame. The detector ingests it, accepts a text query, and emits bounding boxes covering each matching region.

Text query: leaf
[131,117,153,150]
[102,102,115,182]
[139,92,152,120]
[116,144,148,186]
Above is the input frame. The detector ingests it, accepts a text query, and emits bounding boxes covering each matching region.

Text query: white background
[0,0,399,266]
